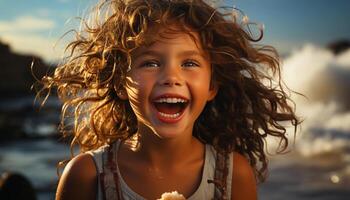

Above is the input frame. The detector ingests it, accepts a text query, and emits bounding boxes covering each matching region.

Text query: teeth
[158,112,181,118]
[154,98,187,103]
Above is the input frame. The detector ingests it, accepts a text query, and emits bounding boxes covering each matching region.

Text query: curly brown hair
[39,0,299,182]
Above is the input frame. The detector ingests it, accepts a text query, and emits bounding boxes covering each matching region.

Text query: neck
[132,124,203,170]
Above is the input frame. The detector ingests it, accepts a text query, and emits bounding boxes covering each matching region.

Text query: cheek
[126,74,152,109]
[125,81,146,123]
[126,73,146,93]
[188,71,212,92]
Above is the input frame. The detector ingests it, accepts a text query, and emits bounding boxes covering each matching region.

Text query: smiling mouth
[152,97,189,119]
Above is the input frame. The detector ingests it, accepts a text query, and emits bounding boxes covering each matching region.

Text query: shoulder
[56,153,97,200]
[231,152,257,200]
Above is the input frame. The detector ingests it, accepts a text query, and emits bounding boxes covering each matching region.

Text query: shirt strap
[208,149,230,200]
[100,142,124,200]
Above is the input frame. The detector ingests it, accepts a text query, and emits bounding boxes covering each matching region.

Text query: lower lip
[152,104,187,124]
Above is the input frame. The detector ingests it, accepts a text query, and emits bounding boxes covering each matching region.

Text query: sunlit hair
[40,0,299,182]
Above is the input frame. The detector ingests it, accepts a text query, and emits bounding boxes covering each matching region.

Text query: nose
[158,64,183,87]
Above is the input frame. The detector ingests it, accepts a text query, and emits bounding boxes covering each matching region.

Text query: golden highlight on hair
[39,0,300,182]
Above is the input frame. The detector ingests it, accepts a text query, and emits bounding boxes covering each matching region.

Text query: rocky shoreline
[0,40,60,141]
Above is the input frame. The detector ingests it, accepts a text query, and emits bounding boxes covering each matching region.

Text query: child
[41,0,299,199]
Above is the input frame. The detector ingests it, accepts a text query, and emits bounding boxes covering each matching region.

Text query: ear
[207,82,218,101]
[117,88,128,100]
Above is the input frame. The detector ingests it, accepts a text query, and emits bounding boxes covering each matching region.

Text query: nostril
[161,79,182,86]
[163,82,173,86]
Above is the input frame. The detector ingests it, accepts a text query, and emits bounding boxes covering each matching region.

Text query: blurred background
[0,0,349,199]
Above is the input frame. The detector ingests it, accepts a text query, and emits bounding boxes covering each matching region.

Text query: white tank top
[87,140,233,200]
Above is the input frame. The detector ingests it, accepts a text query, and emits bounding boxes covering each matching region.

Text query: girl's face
[124,27,217,139]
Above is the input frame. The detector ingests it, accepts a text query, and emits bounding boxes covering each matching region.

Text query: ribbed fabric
[87,140,233,200]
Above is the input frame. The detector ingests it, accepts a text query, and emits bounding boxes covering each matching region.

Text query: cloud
[0,16,55,32]
[1,33,66,62]
[0,15,65,62]
[36,8,52,17]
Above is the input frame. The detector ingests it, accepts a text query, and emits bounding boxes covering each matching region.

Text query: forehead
[133,24,204,54]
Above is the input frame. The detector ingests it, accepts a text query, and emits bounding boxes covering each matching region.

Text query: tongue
[154,103,183,114]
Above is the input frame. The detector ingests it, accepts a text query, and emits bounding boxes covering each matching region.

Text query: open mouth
[153,96,189,119]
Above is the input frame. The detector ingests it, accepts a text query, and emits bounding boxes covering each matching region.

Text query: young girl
[41,0,299,199]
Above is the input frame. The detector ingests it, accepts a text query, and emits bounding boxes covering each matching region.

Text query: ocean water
[0,138,349,200]
[0,139,66,200]
[260,152,350,200]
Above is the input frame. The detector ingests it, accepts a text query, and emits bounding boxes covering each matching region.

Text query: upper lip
[152,93,190,102]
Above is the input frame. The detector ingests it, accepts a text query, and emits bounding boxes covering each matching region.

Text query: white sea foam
[262,46,350,195]
[276,44,350,157]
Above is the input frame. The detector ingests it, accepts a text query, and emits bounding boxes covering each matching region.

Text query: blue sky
[0,0,349,62]
[232,0,350,52]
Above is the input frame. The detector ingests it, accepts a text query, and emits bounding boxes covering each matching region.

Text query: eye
[140,60,160,68]
[182,60,199,68]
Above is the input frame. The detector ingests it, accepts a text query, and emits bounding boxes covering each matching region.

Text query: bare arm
[231,152,257,200]
[56,153,97,200]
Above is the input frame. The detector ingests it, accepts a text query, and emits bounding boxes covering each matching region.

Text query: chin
[154,130,183,140]
[140,117,193,140]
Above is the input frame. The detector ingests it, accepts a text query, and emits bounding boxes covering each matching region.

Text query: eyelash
[141,61,160,68]
[140,60,199,68]
[182,60,199,67]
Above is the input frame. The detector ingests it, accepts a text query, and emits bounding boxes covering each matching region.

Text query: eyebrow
[133,50,204,59]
